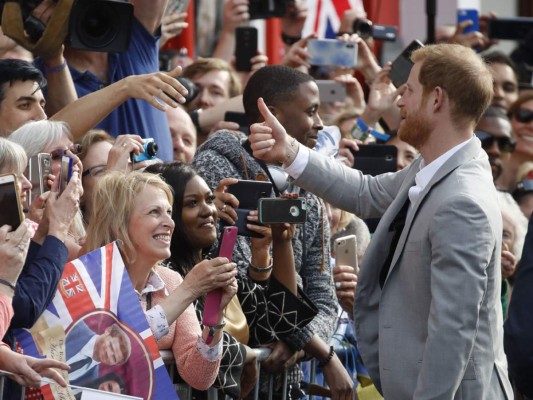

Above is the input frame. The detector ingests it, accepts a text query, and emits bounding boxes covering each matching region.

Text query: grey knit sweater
[193,130,338,350]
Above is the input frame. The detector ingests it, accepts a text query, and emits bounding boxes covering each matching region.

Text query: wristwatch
[203,320,226,345]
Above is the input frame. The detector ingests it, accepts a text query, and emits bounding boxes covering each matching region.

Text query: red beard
[398,108,434,150]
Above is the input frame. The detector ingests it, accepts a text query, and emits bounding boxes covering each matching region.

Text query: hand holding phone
[203,226,238,329]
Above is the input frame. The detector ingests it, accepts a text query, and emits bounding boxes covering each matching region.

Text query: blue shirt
[40,18,172,161]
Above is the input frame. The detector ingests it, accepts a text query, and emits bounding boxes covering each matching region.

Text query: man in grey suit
[248,43,513,399]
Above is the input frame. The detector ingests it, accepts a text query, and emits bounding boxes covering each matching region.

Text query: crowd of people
[2,0,533,399]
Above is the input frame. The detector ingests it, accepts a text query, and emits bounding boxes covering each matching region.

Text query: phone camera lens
[289,206,300,217]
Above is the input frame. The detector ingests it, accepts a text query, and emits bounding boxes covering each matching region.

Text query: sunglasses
[513,108,533,124]
[475,131,516,153]
[50,144,81,160]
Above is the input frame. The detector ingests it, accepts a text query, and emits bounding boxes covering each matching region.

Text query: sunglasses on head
[513,108,533,124]
[475,131,516,153]
[50,144,81,160]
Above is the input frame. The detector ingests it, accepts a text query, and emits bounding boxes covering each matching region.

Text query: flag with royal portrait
[15,242,178,400]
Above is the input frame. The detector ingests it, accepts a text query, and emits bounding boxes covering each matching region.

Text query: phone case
[228,180,273,210]
[388,40,424,88]
[258,198,307,224]
[28,153,52,205]
[0,173,24,229]
[334,235,358,269]
[203,226,238,326]
[316,80,347,103]
[59,156,73,195]
[457,9,479,35]
[352,144,397,176]
[235,27,258,72]
[307,39,357,68]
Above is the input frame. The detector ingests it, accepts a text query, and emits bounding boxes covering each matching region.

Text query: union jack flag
[303,0,366,38]
[15,242,178,400]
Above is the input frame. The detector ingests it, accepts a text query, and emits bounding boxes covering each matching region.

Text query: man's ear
[268,105,281,119]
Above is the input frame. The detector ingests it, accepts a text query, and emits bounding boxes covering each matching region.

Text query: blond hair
[0,137,27,174]
[412,44,493,127]
[84,171,173,263]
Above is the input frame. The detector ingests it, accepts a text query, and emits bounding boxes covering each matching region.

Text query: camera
[352,18,398,42]
[176,76,199,105]
[132,139,158,163]
[0,0,134,52]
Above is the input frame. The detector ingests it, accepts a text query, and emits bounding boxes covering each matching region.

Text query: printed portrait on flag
[15,242,178,400]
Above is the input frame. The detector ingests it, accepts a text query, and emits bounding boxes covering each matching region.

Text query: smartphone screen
[0,174,23,229]
[388,40,424,88]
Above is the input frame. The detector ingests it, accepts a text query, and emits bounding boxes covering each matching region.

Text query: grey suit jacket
[295,138,513,400]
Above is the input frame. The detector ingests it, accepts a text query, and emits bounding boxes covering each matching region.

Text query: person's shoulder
[154,264,183,288]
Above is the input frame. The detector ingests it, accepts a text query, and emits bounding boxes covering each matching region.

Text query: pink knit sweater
[0,293,13,339]
[140,265,220,390]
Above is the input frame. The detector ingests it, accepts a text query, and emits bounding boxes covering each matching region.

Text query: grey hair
[497,191,528,261]
[8,120,72,158]
[0,137,28,174]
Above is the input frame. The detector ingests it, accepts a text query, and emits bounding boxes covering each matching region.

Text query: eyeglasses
[474,131,516,153]
[50,144,81,160]
[82,164,106,178]
[513,108,533,124]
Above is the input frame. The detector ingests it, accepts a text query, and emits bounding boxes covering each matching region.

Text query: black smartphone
[27,153,52,205]
[258,197,307,224]
[224,111,250,135]
[488,17,533,40]
[388,39,424,88]
[352,144,397,176]
[58,155,73,195]
[248,0,286,20]
[0,173,24,229]
[235,27,258,72]
[227,180,273,209]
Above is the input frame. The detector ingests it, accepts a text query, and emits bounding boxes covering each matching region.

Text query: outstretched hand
[249,98,292,163]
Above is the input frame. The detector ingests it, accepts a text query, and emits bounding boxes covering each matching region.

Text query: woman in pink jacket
[84,171,237,389]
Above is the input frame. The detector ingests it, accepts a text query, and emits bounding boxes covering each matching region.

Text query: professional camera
[0,0,134,52]
[352,18,398,42]
[132,139,158,163]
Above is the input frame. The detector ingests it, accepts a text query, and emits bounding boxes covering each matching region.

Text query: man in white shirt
[248,44,513,400]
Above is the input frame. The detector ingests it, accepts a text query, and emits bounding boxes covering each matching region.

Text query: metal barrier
[0,348,294,400]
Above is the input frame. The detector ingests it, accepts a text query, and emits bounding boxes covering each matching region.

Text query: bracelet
[44,60,67,73]
[351,117,372,141]
[281,32,302,46]
[202,320,226,345]
[318,345,335,368]
[249,259,273,273]
[0,278,16,293]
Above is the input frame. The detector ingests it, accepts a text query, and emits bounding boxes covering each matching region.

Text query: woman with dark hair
[145,162,317,398]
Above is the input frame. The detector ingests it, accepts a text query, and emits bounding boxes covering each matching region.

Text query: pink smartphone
[203,226,238,326]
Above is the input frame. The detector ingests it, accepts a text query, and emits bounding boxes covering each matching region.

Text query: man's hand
[249,98,292,163]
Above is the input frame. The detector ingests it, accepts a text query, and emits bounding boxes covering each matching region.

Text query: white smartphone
[334,234,358,269]
[307,39,358,68]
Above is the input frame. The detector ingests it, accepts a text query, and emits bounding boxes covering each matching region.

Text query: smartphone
[203,226,238,327]
[166,0,190,14]
[224,111,250,135]
[388,39,424,88]
[258,197,307,224]
[351,144,398,176]
[334,234,358,269]
[235,27,258,72]
[488,17,533,40]
[316,80,347,103]
[457,8,479,35]
[227,180,273,210]
[58,155,73,195]
[307,39,358,68]
[27,153,52,205]
[0,173,24,230]
[249,0,286,20]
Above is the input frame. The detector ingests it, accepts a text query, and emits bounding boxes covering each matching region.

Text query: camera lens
[289,206,300,217]
[146,142,158,157]
[76,2,116,49]
[353,19,373,38]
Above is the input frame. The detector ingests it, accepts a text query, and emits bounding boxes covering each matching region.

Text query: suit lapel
[385,138,484,284]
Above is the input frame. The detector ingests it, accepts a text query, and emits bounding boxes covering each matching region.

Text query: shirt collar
[137,269,168,297]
